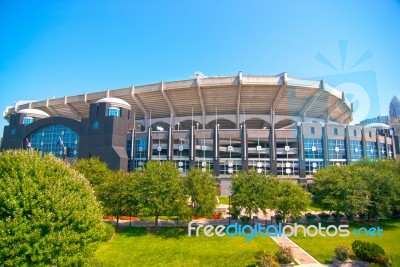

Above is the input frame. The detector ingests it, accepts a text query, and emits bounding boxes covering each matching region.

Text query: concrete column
[270,124,277,175]
[167,127,173,160]
[376,132,382,159]
[297,125,306,178]
[345,126,351,164]
[213,124,220,176]
[241,124,248,172]
[361,127,367,159]
[147,127,152,161]
[322,125,329,167]
[129,129,135,172]
[190,126,195,167]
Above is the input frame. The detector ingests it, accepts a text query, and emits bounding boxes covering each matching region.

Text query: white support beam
[299,83,323,117]
[160,82,176,117]
[236,71,243,128]
[196,79,206,128]
[46,99,60,117]
[66,103,81,120]
[271,83,286,125]
[130,86,149,119]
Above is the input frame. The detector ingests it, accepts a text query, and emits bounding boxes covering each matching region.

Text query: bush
[318,212,330,218]
[375,255,392,267]
[334,245,351,261]
[102,223,116,242]
[305,213,317,219]
[351,240,385,262]
[0,151,105,266]
[240,215,251,222]
[254,251,279,267]
[275,246,294,264]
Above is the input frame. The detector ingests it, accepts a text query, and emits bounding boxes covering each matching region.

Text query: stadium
[1,71,397,193]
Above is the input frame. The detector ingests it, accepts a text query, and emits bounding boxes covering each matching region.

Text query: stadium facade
[1,72,397,190]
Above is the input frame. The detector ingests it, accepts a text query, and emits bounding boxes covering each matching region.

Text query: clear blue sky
[1,0,399,137]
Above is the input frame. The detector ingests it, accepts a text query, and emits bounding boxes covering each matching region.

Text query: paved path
[270,235,327,266]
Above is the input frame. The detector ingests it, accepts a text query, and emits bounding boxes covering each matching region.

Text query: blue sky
[1,0,399,137]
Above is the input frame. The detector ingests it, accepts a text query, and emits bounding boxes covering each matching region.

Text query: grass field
[95,226,278,267]
[289,219,400,265]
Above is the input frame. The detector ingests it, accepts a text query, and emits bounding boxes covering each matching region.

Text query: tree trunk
[116,215,120,227]
[155,213,159,228]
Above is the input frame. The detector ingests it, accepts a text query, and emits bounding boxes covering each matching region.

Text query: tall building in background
[358,115,389,126]
[389,96,400,119]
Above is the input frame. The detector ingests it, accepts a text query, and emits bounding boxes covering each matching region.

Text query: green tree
[312,165,369,221]
[72,157,111,189]
[353,160,400,219]
[137,161,188,227]
[274,180,310,224]
[0,150,105,267]
[97,170,138,227]
[183,168,218,217]
[231,170,277,218]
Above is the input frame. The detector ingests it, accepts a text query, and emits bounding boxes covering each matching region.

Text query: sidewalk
[270,235,333,267]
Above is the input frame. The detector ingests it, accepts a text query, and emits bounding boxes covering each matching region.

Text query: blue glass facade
[27,124,79,158]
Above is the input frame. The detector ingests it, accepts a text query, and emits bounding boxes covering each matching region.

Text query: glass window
[108,107,121,117]
[334,128,338,136]
[353,129,357,137]
[311,127,315,135]
[350,140,363,161]
[366,142,378,159]
[93,120,99,129]
[328,139,346,162]
[26,124,79,158]
[23,117,34,125]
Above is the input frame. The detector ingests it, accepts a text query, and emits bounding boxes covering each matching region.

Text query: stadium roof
[3,72,353,125]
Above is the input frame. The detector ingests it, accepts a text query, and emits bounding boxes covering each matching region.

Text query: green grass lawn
[289,219,400,265]
[94,227,278,267]
[217,196,230,205]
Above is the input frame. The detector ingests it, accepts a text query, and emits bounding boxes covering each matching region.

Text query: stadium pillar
[241,124,248,172]
[147,127,152,161]
[270,123,277,175]
[361,127,367,159]
[297,125,306,178]
[213,124,220,176]
[376,131,382,159]
[345,126,351,164]
[322,125,329,167]
[167,126,173,160]
[190,126,195,167]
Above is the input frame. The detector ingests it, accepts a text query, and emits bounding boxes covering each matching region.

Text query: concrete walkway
[270,235,330,266]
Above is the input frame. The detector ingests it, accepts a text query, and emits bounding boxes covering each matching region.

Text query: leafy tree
[97,170,138,227]
[183,168,218,217]
[353,160,400,219]
[137,161,188,227]
[72,157,111,188]
[231,170,277,218]
[312,165,369,220]
[274,180,310,224]
[0,150,105,267]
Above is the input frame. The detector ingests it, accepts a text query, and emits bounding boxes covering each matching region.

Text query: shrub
[334,245,351,261]
[0,151,105,266]
[254,251,279,267]
[318,212,330,218]
[275,246,294,264]
[240,215,251,222]
[351,240,385,262]
[375,255,392,267]
[102,222,116,242]
[275,213,284,220]
[305,213,317,219]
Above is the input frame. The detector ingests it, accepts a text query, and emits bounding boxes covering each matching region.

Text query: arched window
[26,124,80,158]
